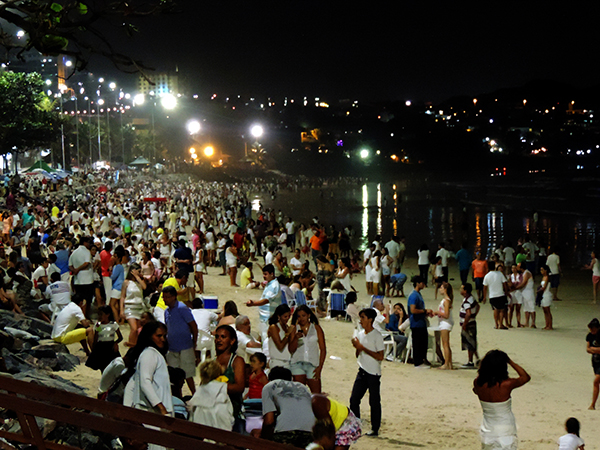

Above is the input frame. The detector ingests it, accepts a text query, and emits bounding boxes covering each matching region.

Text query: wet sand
[58,256,600,449]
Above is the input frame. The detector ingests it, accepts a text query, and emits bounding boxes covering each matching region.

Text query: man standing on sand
[483,262,509,330]
[246,264,282,342]
[407,275,433,369]
[436,242,451,282]
[455,242,472,286]
[384,236,400,275]
[459,283,480,368]
[350,308,384,437]
[546,247,561,301]
[472,252,489,302]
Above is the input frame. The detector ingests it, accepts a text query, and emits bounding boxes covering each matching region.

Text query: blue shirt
[407,289,427,328]
[259,278,281,323]
[456,249,473,271]
[386,313,399,332]
[55,250,70,274]
[165,301,195,352]
[110,264,125,291]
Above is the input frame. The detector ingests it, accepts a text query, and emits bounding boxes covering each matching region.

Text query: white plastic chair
[196,329,215,362]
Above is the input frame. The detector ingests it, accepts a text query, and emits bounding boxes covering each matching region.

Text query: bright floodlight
[204,146,215,157]
[250,125,264,138]
[360,149,369,159]
[189,147,196,154]
[109,82,116,90]
[405,100,411,106]
[97,98,105,106]
[161,94,177,110]
[187,120,201,135]
[133,94,145,106]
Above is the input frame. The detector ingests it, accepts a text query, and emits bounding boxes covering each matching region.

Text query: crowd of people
[0,168,597,450]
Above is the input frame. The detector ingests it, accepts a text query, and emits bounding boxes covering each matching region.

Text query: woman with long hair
[473,350,531,450]
[214,324,245,433]
[120,263,147,347]
[218,300,239,327]
[268,304,292,369]
[539,265,553,330]
[123,322,172,418]
[433,282,454,370]
[289,305,327,393]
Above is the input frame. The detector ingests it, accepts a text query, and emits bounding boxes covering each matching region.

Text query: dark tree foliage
[0,0,178,75]
[0,71,60,156]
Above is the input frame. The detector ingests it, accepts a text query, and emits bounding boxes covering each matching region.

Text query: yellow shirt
[156,277,186,309]
[240,267,252,289]
[51,206,60,218]
[329,398,349,430]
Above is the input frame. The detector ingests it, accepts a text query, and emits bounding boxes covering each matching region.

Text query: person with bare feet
[539,265,553,330]
[582,251,600,305]
[517,262,536,328]
[508,264,523,328]
[433,282,454,369]
[483,262,509,330]
[586,318,600,410]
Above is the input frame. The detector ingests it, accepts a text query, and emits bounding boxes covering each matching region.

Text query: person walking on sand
[582,251,600,304]
[349,308,384,437]
[483,262,509,330]
[586,318,600,410]
[473,350,531,450]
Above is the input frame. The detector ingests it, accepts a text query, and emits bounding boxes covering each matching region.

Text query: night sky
[107,2,600,102]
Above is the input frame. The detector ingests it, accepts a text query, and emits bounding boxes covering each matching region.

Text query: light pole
[97,98,104,162]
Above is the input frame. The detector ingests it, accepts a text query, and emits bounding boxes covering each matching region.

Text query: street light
[160,93,177,110]
[204,146,214,157]
[187,120,201,135]
[250,125,263,138]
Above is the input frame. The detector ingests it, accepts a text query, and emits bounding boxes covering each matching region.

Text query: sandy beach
[57,255,600,449]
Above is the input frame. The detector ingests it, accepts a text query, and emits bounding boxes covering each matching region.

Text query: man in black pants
[407,276,433,368]
[350,308,384,436]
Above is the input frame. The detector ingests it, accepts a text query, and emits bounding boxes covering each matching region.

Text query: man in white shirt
[51,295,92,354]
[483,262,509,330]
[384,236,400,274]
[350,308,384,437]
[68,236,95,318]
[546,248,561,301]
[235,315,262,362]
[44,272,72,323]
[436,242,451,281]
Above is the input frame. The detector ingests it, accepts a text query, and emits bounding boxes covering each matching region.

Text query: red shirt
[100,249,112,277]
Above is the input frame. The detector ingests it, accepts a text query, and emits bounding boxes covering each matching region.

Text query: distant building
[137,68,180,95]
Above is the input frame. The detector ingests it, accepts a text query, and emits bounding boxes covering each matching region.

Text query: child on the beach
[85,305,123,371]
[245,352,268,400]
[586,318,600,410]
[557,417,584,450]
[188,359,234,430]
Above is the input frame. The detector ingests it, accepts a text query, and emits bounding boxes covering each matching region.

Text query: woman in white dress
[539,265,553,330]
[508,264,523,328]
[370,250,382,296]
[473,350,531,450]
[120,263,147,347]
[517,262,536,328]
[330,257,352,292]
[433,282,454,370]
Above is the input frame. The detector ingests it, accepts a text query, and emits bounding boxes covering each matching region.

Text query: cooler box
[202,295,219,310]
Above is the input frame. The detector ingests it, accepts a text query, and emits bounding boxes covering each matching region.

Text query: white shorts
[166,347,196,379]
[111,288,121,299]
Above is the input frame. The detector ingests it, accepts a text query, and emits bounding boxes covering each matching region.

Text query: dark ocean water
[253,175,600,269]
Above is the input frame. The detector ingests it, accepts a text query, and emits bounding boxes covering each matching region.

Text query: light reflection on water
[259,181,599,267]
